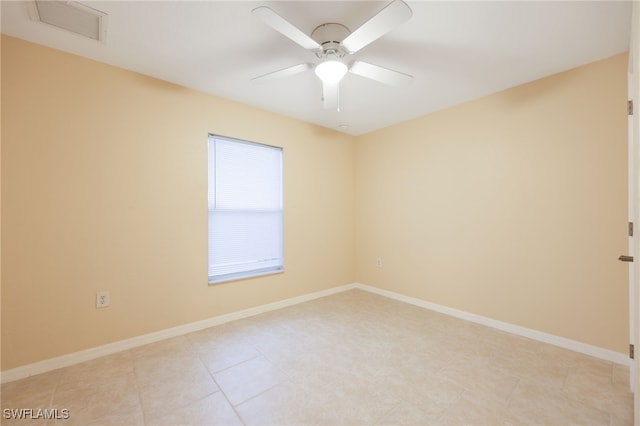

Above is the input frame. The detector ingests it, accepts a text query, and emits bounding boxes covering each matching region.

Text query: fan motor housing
[311,23,350,58]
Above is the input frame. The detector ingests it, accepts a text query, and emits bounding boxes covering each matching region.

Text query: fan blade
[349,60,413,87]
[341,0,412,54]
[251,63,313,82]
[252,7,321,51]
[322,81,340,110]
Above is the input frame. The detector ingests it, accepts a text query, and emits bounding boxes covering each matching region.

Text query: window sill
[208,267,284,285]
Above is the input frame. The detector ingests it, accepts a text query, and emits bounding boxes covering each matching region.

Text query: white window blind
[208,135,283,283]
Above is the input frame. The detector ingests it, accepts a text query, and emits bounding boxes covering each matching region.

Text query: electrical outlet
[96,291,110,308]
[376,257,383,268]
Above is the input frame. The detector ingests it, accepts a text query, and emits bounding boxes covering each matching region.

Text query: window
[208,135,283,283]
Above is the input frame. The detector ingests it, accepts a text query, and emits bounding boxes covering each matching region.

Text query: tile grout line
[208,368,246,425]
[198,351,262,376]
[43,371,62,426]
[198,347,246,426]
[130,353,152,426]
[503,377,522,410]
[372,399,403,426]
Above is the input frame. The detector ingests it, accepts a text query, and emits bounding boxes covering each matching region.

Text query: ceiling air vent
[29,1,108,42]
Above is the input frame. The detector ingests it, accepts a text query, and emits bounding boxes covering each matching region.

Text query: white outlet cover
[96,291,110,308]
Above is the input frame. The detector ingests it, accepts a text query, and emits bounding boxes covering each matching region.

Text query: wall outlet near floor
[96,291,110,308]
[376,257,383,268]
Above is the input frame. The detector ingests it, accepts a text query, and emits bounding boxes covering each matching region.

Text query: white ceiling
[1,1,632,135]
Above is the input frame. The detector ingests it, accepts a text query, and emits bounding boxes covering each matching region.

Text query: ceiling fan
[251,0,413,111]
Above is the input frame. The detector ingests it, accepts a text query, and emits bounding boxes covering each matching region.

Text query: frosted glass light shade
[314,60,348,83]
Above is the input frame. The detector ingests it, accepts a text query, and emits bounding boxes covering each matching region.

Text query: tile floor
[1,289,634,425]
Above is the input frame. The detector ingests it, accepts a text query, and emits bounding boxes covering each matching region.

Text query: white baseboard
[353,283,630,367]
[1,281,629,383]
[0,283,357,384]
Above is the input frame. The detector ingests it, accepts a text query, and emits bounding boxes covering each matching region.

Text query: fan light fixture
[314,60,348,83]
[251,0,414,110]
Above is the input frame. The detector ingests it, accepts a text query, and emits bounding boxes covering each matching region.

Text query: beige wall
[1,35,630,371]
[355,53,629,353]
[1,36,356,370]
